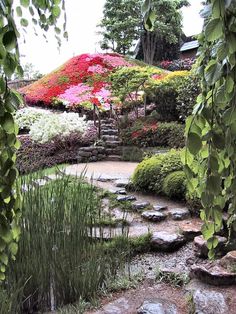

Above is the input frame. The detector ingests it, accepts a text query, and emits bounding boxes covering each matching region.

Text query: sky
[19,0,203,75]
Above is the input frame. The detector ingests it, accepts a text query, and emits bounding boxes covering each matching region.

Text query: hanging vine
[0,0,66,280]
[184,0,236,258]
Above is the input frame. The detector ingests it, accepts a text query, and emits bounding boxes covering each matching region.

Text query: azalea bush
[21,53,134,111]
[29,112,88,143]
[14,107,48,131]
[159,58,195,71]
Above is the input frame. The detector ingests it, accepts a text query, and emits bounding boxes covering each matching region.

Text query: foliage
[132,149,183,195]
[141,0,189,64]
[14,107,47,131]
[162,170,186,199]
[4,175,129,312]
[147,70,190,121]
[184,0,236,257]
[16,130,96,174]
[176,72,200,121]
[99,0,142,55]
[14,62,42,80]
[122,146,144,162]
[22,53,134,111]
[155,268,190,287]
[0,0,65,281]
[121,120,185,148]
[109,65,164,111]
[159,58,195,71]
[29,112,88,143]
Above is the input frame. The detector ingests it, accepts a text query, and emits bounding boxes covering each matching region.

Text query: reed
[4,172,128,313]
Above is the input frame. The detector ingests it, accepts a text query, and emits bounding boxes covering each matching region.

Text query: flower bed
[21,53,135,111]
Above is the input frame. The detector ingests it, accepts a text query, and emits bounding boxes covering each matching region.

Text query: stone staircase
[100,118,123,161]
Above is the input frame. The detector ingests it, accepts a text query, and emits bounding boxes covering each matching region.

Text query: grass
[155,268,190,287]
[3,172,131,313]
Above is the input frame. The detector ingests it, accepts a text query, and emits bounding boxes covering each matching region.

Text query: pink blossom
[88,65,107,74]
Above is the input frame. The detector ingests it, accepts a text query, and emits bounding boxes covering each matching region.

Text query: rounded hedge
[162,170,186,199]
[132,149,183,194]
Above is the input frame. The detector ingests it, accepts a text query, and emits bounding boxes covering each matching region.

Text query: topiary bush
[162,170,186,200]
[132,150,183,195]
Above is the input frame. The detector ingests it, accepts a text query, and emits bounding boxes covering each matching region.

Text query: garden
[0,0,236,314]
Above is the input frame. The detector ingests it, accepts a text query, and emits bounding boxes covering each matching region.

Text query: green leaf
[2,31,17,51]
[207,175,221,194]
[52,5,61,18]
[205,61,222,85]
[16,6,22,17]
[20,0,29,7]
[1,113,15,134]
[9,242,18,256]
[205,18,223,42]
[225,76,234,93]
[20,18,29,27]
[187,132,202,155]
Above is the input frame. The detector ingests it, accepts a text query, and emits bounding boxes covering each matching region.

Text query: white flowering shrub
[14,107,48,130]
[29,112,88,143]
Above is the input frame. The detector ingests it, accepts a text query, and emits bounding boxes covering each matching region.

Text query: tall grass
[4,173,128,313]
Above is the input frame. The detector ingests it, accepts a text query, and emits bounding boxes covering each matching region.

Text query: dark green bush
[176,73,200,121]
[121,121,185,148]
[162,170,186,199]
[132,150,183,194]
[122,146,144,162]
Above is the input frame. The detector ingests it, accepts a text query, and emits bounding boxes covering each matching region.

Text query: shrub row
[158,58,195,71]
[121,120,185,148]
[132,150,186,200]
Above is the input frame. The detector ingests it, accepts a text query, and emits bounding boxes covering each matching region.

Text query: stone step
[101,119,115,124]
[101,124,115,130]
[102,135,119,141]
[105,147,122,155]
[105,140,122,148]
[101,129,119,136]
[106,155,122,161]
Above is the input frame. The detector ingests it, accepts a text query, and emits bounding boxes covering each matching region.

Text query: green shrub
[121,121,185,148]
[176,73,200,121]
[122,146,144,162]
[132,150,183,194]
[162,171,186,199]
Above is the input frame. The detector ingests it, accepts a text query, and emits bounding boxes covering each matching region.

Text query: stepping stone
[116,195,136,202]
[169,208,190,220]
[96,297,130,314]
[179,221,202,241]
[112,208,134,223]
[137,298,177,314]
[115,179,129,188]
[192,289,228,314]
[141,210,167,222]
[193,235,227,258]
[150,231,186,252]
[190,264,236,286]
[132,201,150,211]
[109,189,127,195]
[153,205,168,211]
[219,251,236,272]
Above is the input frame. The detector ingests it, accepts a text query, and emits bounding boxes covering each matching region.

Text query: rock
[132,201,150,211]
[169,208,190,220]
[115,179,129,188]
[141,210,167,222]
[153,205,168,211]
[137,298,177,314]
[106,155,122,161]
[193,235,227,258]
[192,289,228,314]
[97,297,130,314]
[97,153,106,160]
[190,264,236,286]
[179,221,202,241]
[151,231,186,252]
[219,251,236,272]
[116,195,136,202]
[109,189,127,195]
[78,151,92,157]
[106,140,122,148]
[89,156,98,162]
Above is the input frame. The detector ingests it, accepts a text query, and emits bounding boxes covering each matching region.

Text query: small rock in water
[153,205,168,211]
[169,208,190,220]
[151,231,185,252]
[116,195,136,202]
[137,298,177,314]
[109,189,127,195]
[141,210,167,222]
[115,179,129,188]
[132,201,150,211]
[192,289,228,314]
